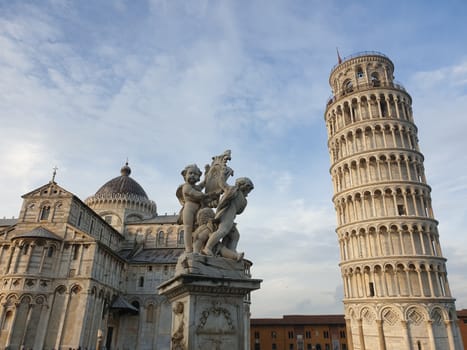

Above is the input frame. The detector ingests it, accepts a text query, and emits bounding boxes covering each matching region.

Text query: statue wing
[204,164,223,194]
[175,184,185,224]
[176,184,185,206]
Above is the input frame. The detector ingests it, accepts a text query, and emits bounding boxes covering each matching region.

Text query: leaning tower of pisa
[324,52,463,350]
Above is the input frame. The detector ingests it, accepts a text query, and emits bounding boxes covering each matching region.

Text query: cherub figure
[202,177,254,256]
[176,164,211,253]
[193,208,244,261]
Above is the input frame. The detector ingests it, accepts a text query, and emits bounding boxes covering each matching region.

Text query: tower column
[377,98,383,118]
[345,318,354,350]
[376,320,386,350]
[397,157,403,179]
[399,229,406,255]
[405,269,413,295]
[358,99,364,121]
[401,320,412,350]
[409,229,417,254]
[412,191,420,216]
[391,126,397,148]
[395,98,401,119]
[416,267,425,297]
[418,229,426,254]
[427,270,435,297]
[357,318,366,350]
[426,320,436,350]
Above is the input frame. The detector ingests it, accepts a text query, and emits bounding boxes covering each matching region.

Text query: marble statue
[202,177,253,257]
[163,154,260,350]
[193,208,244,261]
[176,151,253,260]
[176,164,216,253]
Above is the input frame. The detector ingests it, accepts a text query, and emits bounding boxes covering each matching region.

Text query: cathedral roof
[13,226,62,241]
[251,314,345,326]
[126,214,179,225]
[94,163,148,199]
[110,295,139,313]
[119,248,183,264]
[0,218,18,228]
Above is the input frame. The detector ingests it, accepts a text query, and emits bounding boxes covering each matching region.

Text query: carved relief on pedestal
[171,302,186,350]
[195,302,237,350]
[196,303,235,333]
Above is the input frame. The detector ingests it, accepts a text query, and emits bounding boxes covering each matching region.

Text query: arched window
[131,301,140,310]
[343,79,353,94]
[357,68,364,78]
[47,246,55,258]
[146,304,155,323]
[2,311,13,330]
[73,245,80,260]
[157,231,165,246]
[371,72,380,87]
[178,230,184,245]
[139,276,144,287]
[40,206,51,220]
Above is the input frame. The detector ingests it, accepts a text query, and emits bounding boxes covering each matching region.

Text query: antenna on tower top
[336,47,342,64]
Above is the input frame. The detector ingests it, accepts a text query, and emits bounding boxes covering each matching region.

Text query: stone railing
[326,80,407,106]
[330,51,390,72]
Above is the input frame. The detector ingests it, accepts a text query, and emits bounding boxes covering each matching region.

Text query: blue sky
[1,0,467,317]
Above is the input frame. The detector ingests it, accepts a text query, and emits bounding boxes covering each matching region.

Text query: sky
[1,0,467,318]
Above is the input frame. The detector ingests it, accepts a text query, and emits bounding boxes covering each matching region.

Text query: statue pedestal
[158,253,262,350]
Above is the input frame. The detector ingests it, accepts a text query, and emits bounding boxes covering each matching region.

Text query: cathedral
[0,163,184,350]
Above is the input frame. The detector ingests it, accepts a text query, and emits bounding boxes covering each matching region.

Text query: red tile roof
[251,314,345,326]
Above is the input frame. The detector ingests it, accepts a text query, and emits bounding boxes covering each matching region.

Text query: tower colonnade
[325,52,463,350]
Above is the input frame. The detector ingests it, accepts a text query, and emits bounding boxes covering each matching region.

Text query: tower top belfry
[324,51,463,350]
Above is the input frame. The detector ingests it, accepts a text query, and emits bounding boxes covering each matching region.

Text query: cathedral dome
[85,163,157,227]
[95,163,148,199]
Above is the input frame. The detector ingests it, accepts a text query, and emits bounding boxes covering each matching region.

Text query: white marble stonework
[159,254,261,350]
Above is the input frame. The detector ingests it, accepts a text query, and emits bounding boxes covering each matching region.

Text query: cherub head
[181,164,202,185]
[235,177,254,196]
[196,207,215,225]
